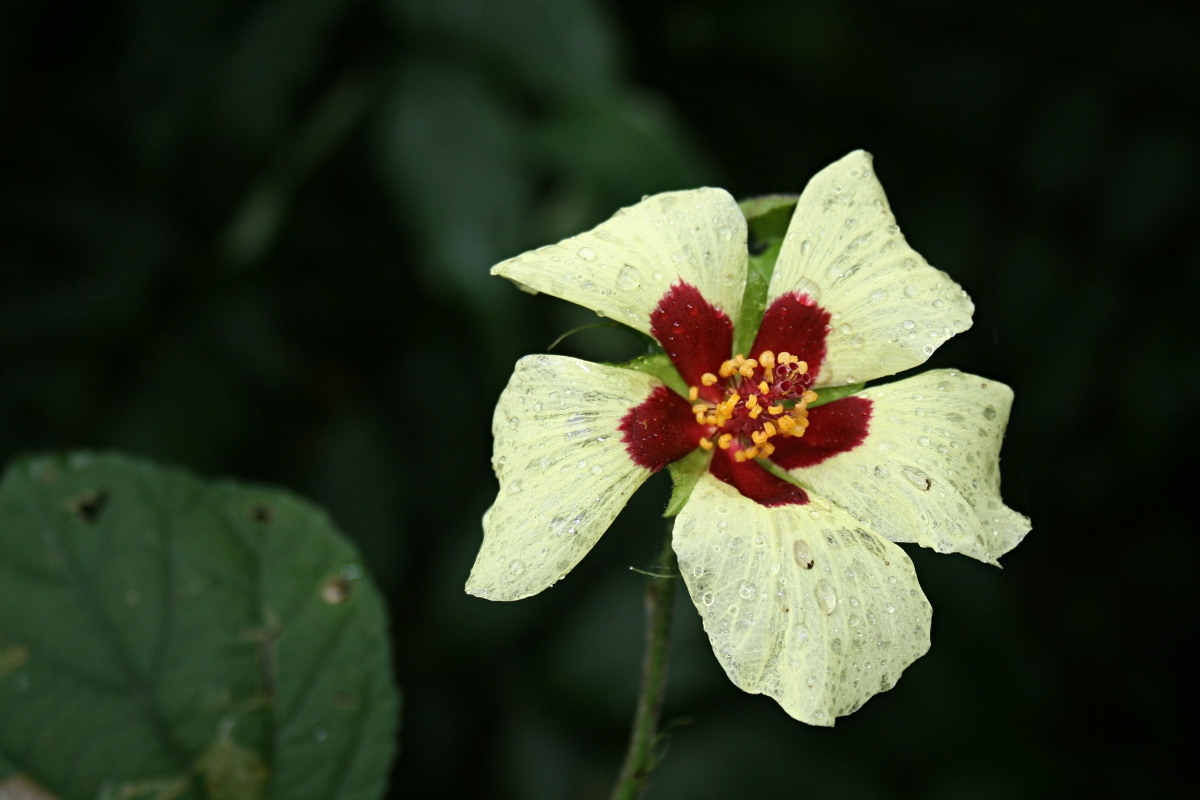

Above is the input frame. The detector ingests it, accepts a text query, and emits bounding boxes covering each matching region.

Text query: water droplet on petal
[793,538,814,569]
[815,580,837,615]
[578,246,596,262]
[617,264,641,289]
[902,467,931,490]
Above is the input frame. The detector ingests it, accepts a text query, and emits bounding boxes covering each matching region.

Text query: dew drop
[983,406,997,420]
[815,580,837,615]
[793,538,814,569]
[578,246,596,261]
[795,278,821,303]
[904,284,919,298]
[509,560,525,575]
[874,465,890,478]
[702,591,715,607]
[617,264,641,290]
[902,467,931,490]
[902,319,915,330]
[738,581,757,599]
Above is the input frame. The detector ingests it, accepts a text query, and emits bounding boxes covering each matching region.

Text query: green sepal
[617,353,689,398]
[753,454,810,490]
[735,195,799,356]
[808,382,866,408]
[665,447,713,517]
[546,321,623,351]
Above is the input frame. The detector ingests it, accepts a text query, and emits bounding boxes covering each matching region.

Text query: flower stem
[611,523,678,800]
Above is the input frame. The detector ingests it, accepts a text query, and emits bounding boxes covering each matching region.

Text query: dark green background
[2,0,1195,797]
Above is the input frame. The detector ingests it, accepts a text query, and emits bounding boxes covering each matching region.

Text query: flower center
[688,350,818,462]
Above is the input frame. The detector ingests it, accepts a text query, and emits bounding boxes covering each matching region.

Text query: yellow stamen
[699,437,714,450]
[763,421,777,437]
[706,414,717,426]
[759,381,770,394]
[718,433,733,450]
[778,351,793,364]
[758,351,775,370]
[739,363,756,378]
[796,360,808,374]
[719,360,736,378]
[745,395,758,409]
[749,406,762,419]
[734,450,747,462]
[701,372,718,386]
[692,404,707,415]
[696,413,707,424]
[743,446,759,459]
[801,390,818,404]
[778,416,796,433]
[689,386,699,401]
[768,404,784,414]
[751,430,767,445]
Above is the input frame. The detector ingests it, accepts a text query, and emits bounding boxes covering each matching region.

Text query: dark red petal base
[769,396,873,470]
[650,282,732,401]
[749,292,831,379]
[619,385,708,472]
[709,448,808,507]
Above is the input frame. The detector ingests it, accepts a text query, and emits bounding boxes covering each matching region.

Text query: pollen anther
[699,437,714,450]
[689,386,699,401]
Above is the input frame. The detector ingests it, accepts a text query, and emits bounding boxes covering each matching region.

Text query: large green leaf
[0,453,399,800]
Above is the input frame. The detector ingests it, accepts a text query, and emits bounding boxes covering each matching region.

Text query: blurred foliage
[0,0,1195,797]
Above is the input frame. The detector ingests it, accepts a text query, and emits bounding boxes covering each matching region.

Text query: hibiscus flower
[466,150,1030,725]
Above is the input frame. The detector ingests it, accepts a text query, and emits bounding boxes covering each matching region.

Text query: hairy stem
[611,524,678,800]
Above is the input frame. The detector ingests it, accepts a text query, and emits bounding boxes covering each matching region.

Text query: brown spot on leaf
[322,577,351,605]
[0,775,59,800]
[0,644,30,680]
[250,504,273,524]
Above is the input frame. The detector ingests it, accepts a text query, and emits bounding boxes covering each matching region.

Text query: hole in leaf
[69,490,107,523]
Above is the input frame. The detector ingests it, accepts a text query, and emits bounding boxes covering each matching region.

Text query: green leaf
[735,195,799,354]
[617,353,689,398]
[0,453,400,800]
[809,382,866,408]
[665,447,712,518]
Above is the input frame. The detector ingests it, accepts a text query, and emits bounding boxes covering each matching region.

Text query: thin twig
[611,523,678,800]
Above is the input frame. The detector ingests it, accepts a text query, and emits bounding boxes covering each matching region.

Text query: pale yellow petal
[674,473,931,725]
[789,369,1030,563]
[768,150,975,386]
[491,188,747,335]
[467,355,660,601]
